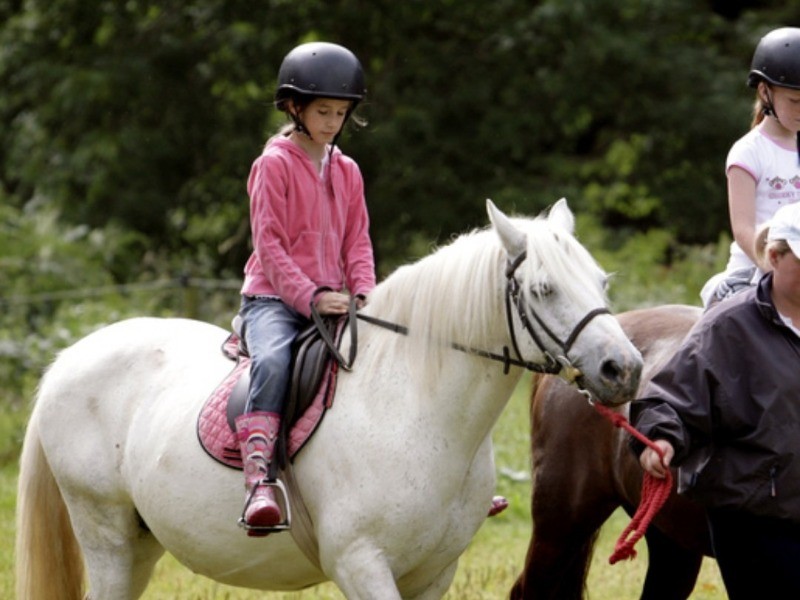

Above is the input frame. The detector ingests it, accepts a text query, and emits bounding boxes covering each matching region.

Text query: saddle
[197,306,356,470]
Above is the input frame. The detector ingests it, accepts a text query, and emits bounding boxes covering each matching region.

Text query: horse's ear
[486,199,527,257]
[547,198,575,234]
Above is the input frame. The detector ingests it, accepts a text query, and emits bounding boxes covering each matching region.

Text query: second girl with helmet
[701,27,800,307]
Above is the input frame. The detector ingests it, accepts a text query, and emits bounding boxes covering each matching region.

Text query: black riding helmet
[748,27,800,162]
[276,42,366,104]
[748,27,800,89]
[275,42,366,143]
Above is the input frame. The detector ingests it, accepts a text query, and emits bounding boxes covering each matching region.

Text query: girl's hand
[639,439,674,479]
[315,291,350,315]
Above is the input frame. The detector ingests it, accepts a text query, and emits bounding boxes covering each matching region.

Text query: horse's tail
[15,410,85,600]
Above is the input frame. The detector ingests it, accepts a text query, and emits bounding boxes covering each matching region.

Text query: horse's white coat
[17,201,642,599]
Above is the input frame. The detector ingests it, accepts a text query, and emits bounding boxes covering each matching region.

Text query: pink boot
[488,495,509,517]
[235,412,283,536]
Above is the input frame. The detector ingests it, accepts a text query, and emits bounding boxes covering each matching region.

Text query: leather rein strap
[356,251,611,376]
[309,298,358,371]
[356,312,551,374]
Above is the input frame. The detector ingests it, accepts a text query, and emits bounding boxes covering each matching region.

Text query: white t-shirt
[724,125,800,273]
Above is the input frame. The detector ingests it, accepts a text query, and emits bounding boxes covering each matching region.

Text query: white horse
[16,199,643,600]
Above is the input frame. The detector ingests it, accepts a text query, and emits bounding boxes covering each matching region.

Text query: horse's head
[487,199,643,405]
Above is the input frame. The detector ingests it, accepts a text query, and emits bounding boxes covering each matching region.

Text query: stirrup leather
[237,477,292,533]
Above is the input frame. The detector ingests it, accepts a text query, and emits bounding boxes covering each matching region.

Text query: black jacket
[631,273,800,524]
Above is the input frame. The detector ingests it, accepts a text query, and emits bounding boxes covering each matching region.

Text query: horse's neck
[414,355,522,448]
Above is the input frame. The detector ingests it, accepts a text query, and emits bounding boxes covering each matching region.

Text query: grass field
[2,375,725,599]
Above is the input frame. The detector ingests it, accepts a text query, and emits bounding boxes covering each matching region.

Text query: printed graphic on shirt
[767,174,800,201]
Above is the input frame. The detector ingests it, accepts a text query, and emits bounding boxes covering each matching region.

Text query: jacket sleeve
[248,154,317,315]
[338,158,376,297]
[629,320,719,464]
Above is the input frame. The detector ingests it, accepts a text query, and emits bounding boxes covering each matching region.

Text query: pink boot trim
[244,485,282,533]
[234,412,284,534]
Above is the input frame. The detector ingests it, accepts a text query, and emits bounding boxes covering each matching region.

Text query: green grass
[3,375,724,599]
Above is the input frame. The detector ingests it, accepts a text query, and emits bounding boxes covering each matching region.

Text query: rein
[355,250,611,377]
[310,299,358,371]
[355,313,558,374]
[591,400,673,564]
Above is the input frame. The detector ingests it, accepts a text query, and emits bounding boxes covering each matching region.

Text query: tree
[0,0,796,281]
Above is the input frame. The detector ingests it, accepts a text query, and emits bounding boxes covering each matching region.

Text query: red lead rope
[592,402,673,564]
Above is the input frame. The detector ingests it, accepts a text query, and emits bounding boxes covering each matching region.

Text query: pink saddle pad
[197,334,340,469]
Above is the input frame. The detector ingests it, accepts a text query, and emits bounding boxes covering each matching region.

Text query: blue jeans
[239,296,309,414]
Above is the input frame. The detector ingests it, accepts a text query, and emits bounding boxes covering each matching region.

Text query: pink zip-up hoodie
[241,135,376,317]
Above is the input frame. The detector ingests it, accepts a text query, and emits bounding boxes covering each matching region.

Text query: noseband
[504,251,610,376]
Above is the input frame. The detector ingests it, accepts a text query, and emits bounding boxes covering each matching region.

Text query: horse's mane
[361,211,608,385]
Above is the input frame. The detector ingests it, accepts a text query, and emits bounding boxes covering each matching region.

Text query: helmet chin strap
[289,113,313,140]
[289,109,350,153]
[763,86,777,118]
[763,87,800,163]
[287,109,348,179]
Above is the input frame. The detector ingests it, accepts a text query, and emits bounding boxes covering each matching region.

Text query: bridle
[353,250,610,377]
[503,250,611,377]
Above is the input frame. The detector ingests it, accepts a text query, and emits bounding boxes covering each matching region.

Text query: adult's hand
[639,439,674,479]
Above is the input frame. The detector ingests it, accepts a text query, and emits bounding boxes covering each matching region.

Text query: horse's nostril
[601,359,623,383]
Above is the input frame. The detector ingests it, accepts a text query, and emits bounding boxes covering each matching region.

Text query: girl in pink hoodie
[234,42,376,535]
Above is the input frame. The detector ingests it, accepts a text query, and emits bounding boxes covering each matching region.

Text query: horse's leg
[62,490,165,600]
[45,425,165,600]
[405,561,459,600]
[511,501,615,599]
[511,378,620,600]
[17,417,165,600]
[326,543,459,599]
[327,546,404,600]
[76,499,165,600]
[640,526,702,600]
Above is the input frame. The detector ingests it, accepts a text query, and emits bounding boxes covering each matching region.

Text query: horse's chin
[597,394,632,408]
[573,375,636,408]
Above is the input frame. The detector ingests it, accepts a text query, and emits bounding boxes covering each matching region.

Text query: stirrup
[238,478,292,533]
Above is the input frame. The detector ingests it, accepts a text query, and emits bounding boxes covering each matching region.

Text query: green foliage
[574,211,727,310]
[0,0,788,276]
[0,5,785,596]
[0,0,793,467]
[0,200,118,397]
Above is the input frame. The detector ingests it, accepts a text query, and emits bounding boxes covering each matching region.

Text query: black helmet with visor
[748,27,800,162]
[275,42,366,139]
[748,27,800,89]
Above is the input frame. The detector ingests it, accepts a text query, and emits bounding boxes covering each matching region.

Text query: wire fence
[0,277,244,324]
[1,277,241,306]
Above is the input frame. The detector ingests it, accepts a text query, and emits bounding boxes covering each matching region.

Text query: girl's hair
[754,221,792,271]
[265,92,366,148]
[750,80,772,129]
[751,92,767,129]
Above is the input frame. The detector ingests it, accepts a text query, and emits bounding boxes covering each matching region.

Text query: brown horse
[510,304,714,600]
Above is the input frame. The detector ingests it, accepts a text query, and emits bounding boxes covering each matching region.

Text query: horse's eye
[529,282,553,298]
